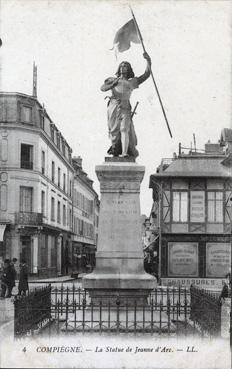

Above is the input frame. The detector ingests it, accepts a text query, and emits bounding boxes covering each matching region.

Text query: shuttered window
[20,187,33,212]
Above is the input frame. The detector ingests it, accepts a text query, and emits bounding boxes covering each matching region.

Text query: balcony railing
[15,212,43,225]
[21,161,33,170]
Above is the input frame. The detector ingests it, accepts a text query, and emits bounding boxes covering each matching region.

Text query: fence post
[116,297,120,333]
[159,301,163,334]
[134,300,137,334]
[99,301,102,333]
[82,297,86,333]
[167,298,170,335]
[65,299,68,333]
[151,298,154,334]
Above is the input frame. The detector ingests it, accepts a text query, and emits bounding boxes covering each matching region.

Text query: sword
[131,101,139,119]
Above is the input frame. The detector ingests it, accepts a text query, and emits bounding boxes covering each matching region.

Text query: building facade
[0,92,99,277]
[71,156,99,275]
[149,131,232,288]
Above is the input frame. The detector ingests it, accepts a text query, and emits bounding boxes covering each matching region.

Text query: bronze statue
[101,52,152,158]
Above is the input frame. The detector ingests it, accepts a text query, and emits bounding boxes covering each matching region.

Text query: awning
[0,224,6,242]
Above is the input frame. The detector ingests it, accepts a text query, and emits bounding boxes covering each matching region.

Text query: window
[63,204,66,226]
[40,234,48,268]
[20,187,33,212]
[21,144,33,170]
[41,151,45,174]
[207,192,223,222]
[41,191,45,216]
[50,124,54,141]
[52,161,55,182]
[58,168,61,187]
[63,173,66,192]
[40,114,45,130]
[56,132,60,150]
[172,191,188,222]
[69,209,72,228]
[69,180,72,197]
[50,237,57,268]
[57,201,61,223]
[21,106,32,123]
[51,197,55,221]
[61,139,65,156]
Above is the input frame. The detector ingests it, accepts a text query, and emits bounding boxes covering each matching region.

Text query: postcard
[0,1,231,368]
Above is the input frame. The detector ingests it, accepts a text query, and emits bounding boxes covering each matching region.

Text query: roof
[150,156,232,181]
[221,128,232,144]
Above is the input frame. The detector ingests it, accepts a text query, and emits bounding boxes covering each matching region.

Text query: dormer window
[21,105,32,124]
[50,123,54,141]
[56,132,60,149]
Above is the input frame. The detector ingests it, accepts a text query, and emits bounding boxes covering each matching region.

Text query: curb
[28,278,77,284]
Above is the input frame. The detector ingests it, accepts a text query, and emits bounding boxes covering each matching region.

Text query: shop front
[161,235,231,288]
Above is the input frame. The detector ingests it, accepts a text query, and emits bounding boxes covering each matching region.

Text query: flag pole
[130,7,173,138]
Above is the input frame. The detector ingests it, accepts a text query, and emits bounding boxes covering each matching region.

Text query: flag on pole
[112,19,141,54]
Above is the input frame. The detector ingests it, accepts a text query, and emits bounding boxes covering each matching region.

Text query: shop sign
[190,191,205,222]
[206,243,231,277]
[161,278,226,288]
[168,242,198,277]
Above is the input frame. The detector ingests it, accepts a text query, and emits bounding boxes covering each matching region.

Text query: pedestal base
[82,160,156,304]
[84,273,156,305]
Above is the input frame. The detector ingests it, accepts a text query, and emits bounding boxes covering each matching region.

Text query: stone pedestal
[83,159,156,304]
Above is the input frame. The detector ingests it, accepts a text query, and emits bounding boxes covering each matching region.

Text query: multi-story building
[0,91,99,278]
[72,156,99,275]
[149,129,232,288]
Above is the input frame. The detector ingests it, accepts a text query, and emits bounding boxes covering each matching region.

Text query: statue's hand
[143,52,151,65]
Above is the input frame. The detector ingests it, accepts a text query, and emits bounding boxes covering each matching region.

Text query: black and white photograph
[0,1,231,368]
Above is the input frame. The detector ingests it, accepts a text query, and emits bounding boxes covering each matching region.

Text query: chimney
[205,140,223,154]
[220,128,232,154]
[72,156,82,169]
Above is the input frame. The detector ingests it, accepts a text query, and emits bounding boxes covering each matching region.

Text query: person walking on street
[0,259,16,298]
[18,260,28,296]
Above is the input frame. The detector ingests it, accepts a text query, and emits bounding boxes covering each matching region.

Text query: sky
[0,0,231,214]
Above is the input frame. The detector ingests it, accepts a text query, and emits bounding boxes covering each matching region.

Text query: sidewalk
[16,273,87,284]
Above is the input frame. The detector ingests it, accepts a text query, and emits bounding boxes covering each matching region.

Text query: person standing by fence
[18,260,28,296]
[0,259,16,298]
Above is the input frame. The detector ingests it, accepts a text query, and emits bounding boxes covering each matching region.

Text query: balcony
[15,212,43,226]
[21,161,33,170]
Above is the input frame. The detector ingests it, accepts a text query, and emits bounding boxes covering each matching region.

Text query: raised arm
[137,52,152,86]
[100,77,119,92]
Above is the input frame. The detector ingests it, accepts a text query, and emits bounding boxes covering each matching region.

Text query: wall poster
[206,243,231,277]
[168,242,198,277]
[190,191,205,222]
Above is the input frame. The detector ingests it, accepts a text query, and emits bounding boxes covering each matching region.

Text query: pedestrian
[11,257,19,277]
[18,260,28,296]
[0,259,16,298]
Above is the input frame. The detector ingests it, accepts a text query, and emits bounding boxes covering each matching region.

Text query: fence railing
[190,285,221,336]
[14,285,191,337]
[52,298,190,335]
[51,285,190,307]
[14,285,52,338]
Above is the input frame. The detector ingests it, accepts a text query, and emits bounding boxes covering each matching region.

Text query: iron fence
[14,285,193,337]
[51,297,190,335]
[14,285,52,338]
[190,285,222,336]
[51,285,190,307]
